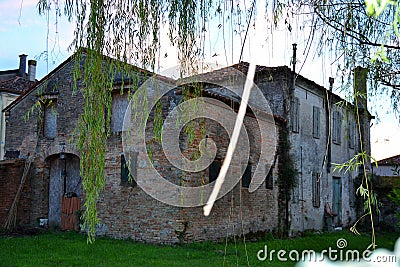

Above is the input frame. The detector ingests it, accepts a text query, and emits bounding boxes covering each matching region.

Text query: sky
[1,0,399,161]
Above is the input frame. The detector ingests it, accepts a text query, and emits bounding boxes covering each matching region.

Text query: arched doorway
[47,153,82,229]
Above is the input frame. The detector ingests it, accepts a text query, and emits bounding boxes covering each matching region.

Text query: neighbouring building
[0,50,372,243]
[372,154,400,231]
[0,54,37,160]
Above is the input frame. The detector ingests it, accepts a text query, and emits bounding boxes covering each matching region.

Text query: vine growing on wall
[277,123,297,236]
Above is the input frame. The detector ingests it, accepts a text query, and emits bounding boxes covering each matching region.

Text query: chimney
[28,60,37,81]
[18,54,27,77]
[353,66,371,171]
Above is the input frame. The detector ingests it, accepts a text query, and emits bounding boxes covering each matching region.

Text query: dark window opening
[292,97,300,133]
[312,172,320,208]
[43,100,57,138]
[209,161,221,183]
[242,165,252,188]
[121,153,137,187]
[332,111,342,145]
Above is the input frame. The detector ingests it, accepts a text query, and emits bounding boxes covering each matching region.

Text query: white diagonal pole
[203,0,264,216]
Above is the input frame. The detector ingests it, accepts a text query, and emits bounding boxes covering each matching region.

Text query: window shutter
[313,106,320,138]
[332,111,341,144]
[348,121,355,149]
[312,172,320,208]
[121,153,138,187]
[337,112,342,144]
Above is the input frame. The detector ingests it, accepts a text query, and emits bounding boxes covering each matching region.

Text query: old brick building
[1,51,370,243]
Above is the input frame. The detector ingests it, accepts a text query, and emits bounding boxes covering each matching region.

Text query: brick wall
[0,159,31,227]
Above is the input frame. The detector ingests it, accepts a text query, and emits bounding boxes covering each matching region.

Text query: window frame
[312,172,321,208]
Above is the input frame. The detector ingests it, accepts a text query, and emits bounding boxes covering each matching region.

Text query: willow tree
[37,0,258,241]
[36,0,400,242]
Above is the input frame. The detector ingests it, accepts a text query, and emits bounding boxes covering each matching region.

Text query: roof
[3,48,175,113]
[0,77,37,94]
[187,62,363,107]
[376,154,400,166]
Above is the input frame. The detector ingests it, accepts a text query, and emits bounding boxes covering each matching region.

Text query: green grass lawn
[0,230,398,267]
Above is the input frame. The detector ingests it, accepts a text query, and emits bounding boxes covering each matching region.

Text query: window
[348,120,355,149]
[312,172,320,208]
[312,106,320,138]
[291,97,300,133]
[43,100,57,138]
[209,161,221,183]
[121,153,137,187]
[266,167,273,189]
[332,111,341,144]
[241,164,252,188]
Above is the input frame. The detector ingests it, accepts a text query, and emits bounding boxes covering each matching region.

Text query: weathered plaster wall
[289,80,359,233]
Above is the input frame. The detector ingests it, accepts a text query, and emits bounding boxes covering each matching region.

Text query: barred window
[312,172,320,208]
[292,97,300,133]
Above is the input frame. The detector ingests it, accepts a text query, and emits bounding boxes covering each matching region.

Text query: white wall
[289,83,360,233]
[0,92,19,160]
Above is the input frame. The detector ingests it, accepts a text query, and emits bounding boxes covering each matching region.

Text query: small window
[348,120,355,149]
[209,161,221,183]
[291,97,300,133]
[312,106,320,139]
[121,153,137,187]
[241,164,252,188]
[312,172,320,208]
[332,111,341,144]
[43,100,57,138]
[266,167,273,190]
